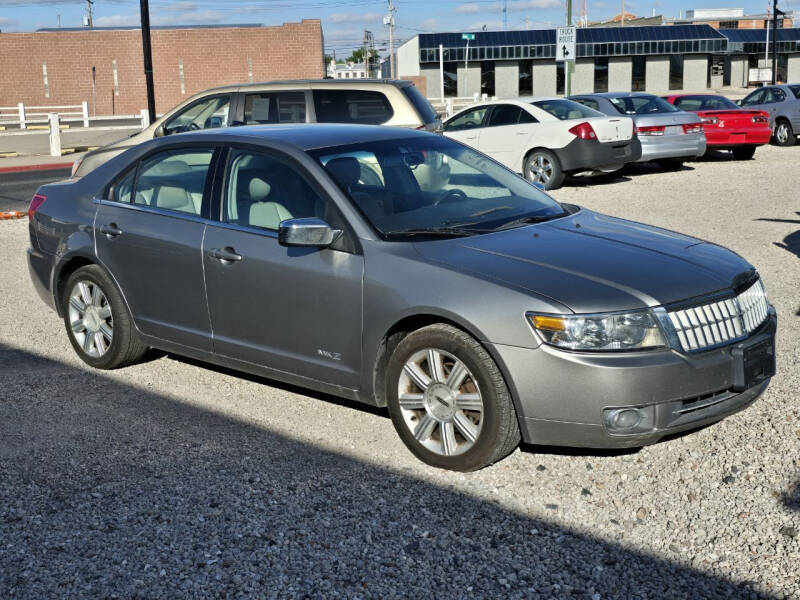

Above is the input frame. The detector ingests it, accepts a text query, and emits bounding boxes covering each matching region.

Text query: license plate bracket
[731,338,775,392]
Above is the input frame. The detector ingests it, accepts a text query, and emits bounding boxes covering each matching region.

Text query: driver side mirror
[278,218,342,248]
[735,99,742,106]
[154,124,166,137]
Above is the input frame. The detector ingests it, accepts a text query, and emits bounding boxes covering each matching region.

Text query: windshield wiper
[491,212,568,231]
[382,227,477,239]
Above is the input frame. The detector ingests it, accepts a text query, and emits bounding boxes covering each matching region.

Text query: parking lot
[1,145,798,598]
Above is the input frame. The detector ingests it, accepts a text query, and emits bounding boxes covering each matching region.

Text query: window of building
[594,57,609,93]
[669,55,684,91]
[519,60,533,96]
[481,61,495,97]
[443,62,458,97]
[632,55,646,91]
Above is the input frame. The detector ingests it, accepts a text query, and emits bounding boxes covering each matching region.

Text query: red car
[663,94,771,160]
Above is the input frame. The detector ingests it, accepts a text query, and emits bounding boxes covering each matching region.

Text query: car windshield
[609,95,680,115]
[673,95,740,111]
[310,135,566,238]
[532,99,604,120]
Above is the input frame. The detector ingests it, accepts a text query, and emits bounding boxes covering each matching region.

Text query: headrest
[156,185,192,210]
[152,160,190,176]
[325,157,361,187]
[568,110,582,120]
[249,201,292,230]
[248,177,271,202]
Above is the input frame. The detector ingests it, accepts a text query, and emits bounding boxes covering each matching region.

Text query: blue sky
[0,0,797,56]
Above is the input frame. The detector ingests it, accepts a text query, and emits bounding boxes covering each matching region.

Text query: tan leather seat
[155,185,196,214]
[247,176,293,230]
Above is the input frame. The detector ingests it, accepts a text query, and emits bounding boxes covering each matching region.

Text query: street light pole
[139,0,156,124]
[771,0,779,84]
[566,0,573,97]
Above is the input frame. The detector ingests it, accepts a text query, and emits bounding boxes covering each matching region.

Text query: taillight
[568,122,597,140]
[700,116,719,125]
[636,125,665,136]
[752,114,769,124]
[682,123,704,134]
[28,194,46,220]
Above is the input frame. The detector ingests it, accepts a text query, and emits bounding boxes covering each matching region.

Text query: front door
[443,105,490,150]
[95,146,216,350]
[202,147,364,388]
[478,104,538,170]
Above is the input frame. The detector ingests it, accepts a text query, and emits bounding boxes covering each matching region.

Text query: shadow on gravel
[0,343,775,599]
[781,480,800,512]
[755,212,800,263]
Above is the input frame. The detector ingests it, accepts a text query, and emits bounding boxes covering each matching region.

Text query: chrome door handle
[210,247,242,263]
[100,223,122,238]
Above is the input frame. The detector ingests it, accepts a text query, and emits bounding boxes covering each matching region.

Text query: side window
[163,96,230,135]
[790,85,800,100]
[242,92,306,124]
[764,88,786,104]
[487,104,524,127]
[110,169,135,204]
[444,106,488,131]
[134,148,214,215]
[224,150,325,231]
[741,89,764,107]
[313,90,394,125]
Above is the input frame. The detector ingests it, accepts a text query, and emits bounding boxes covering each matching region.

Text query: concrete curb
[0,162,74,174]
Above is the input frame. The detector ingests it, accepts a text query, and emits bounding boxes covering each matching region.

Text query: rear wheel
[732,145,757,160]
[773,119,795,147]
[62,265,148,369]
[656,158,685,171]
[386,324,521,471]
[524,150,565,190]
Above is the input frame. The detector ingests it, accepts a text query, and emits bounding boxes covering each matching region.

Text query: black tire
[773,119,796,147]
[386,324,521,471]
[732,145,757,160]
[62,265,148,369]
[524,149,565,190]
[656,158,685,171]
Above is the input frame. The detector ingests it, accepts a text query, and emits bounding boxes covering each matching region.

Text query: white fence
[0,102,89,129]
[429,94,495,119]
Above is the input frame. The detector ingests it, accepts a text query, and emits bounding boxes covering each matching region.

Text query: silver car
[738,84,800,147]
[27,125,776,471]
[570,92,706,170]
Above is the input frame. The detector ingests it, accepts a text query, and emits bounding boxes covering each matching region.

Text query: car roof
[168,123,430,151]
[577,92,657,98]
[194,78,413,95]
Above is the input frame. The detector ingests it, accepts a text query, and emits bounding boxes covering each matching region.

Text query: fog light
[603,406,655,434]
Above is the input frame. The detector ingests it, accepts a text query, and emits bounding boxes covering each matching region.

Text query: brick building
[0,20,324,116]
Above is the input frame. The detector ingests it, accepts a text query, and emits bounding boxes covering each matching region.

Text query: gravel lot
[1,145,798,599]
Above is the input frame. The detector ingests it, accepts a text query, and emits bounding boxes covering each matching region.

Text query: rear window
[673,95,739,111]
[609,95,679,115]
[313,89,394,125]
[532,99,603,120]
[402,85,438,124]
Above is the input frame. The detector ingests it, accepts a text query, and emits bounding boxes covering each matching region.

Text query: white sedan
[443,98,641,190]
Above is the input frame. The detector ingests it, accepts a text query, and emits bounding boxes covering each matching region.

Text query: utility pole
[502,0,508,30]
[771,0,783,84]
[139,0,156,124]
[386,0,396,79]
[621,0,625,26]
[566,0,573,96]
[86,0,93,28]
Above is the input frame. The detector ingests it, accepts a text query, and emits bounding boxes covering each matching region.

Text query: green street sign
[461,33,475,40]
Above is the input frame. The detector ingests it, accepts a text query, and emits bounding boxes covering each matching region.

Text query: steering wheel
[433,189,467,206]
[188,122,201,131]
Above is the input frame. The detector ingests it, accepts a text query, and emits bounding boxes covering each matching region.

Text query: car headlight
[527,310,666,351]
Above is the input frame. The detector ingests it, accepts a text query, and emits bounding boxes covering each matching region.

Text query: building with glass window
[396,24,800,98]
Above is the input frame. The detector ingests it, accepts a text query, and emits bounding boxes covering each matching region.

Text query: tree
[347,48,365,63]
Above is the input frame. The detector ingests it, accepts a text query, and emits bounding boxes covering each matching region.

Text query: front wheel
[386,324,521,471]
[524,150,565,190]
[732,145,757,160]
[773,120,795,147]
[62,265,148,369]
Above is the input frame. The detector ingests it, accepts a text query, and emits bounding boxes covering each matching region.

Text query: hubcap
[777,124,789,143]
[397,348,484,457]
[67,280,113,358]
[527,155,552,184]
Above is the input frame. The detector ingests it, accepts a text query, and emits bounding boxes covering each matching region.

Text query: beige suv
[73,79,439,176]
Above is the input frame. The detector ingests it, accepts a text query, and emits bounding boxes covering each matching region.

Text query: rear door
[442,105,490,149]
[477,104,539,169]
[95,145,217,350]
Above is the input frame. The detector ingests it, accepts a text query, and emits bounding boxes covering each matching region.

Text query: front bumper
[489,311,776,448]
[555,136,642,173]
[638,132,706,162]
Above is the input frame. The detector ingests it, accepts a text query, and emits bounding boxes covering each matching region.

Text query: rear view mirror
[278,218,341,248]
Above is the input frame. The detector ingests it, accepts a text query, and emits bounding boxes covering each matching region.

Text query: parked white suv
[73,79,439,176]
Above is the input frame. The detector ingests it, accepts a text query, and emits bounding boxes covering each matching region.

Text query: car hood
[414,209,753,313]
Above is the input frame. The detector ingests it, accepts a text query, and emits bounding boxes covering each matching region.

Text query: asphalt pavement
[0,168,72,212]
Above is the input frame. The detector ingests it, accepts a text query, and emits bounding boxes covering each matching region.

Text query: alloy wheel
[67,280,113,357]
[397,348,484,457]
[528,154,552,185]
[776,123,789,144]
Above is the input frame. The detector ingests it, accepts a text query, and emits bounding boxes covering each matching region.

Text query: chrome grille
[667,279,769,352]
